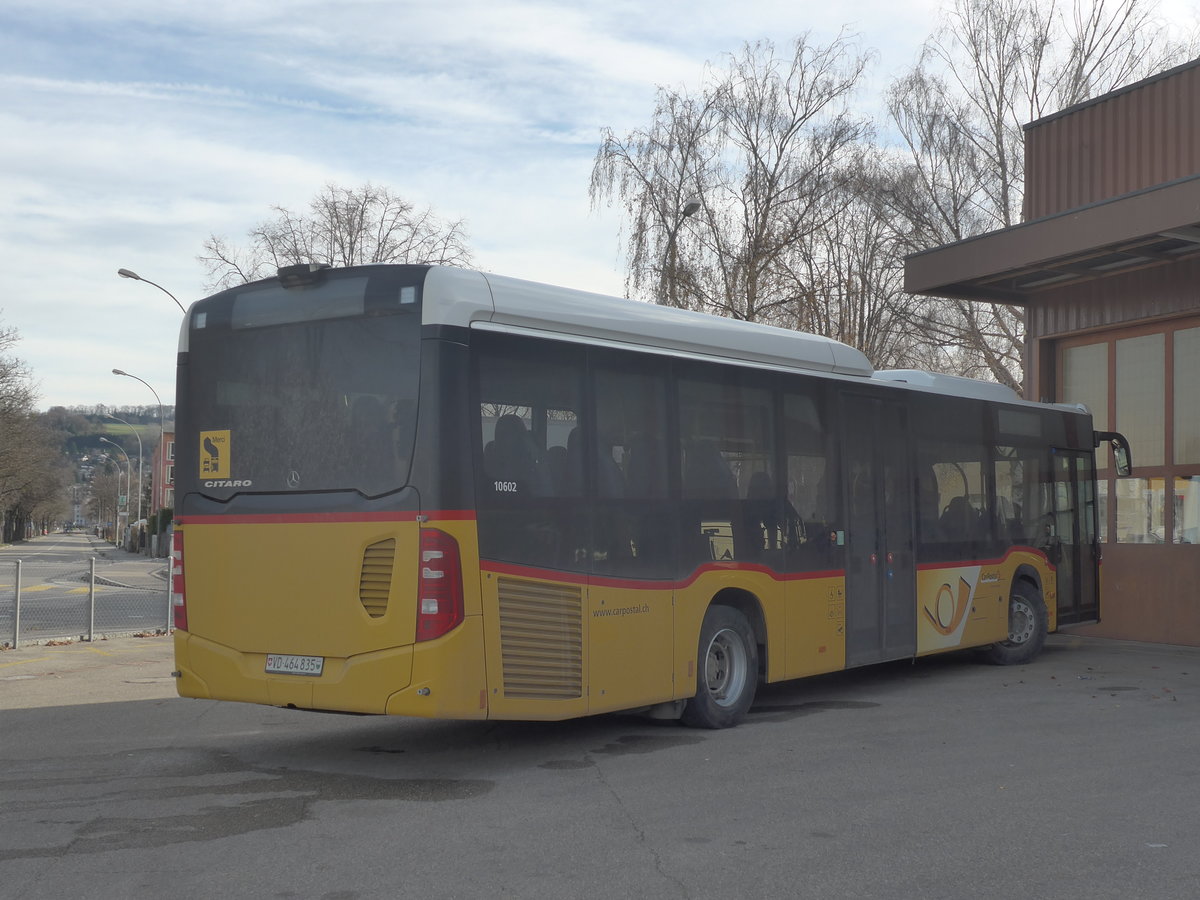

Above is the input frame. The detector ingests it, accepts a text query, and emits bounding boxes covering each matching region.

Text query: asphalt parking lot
[2,632,1198,899]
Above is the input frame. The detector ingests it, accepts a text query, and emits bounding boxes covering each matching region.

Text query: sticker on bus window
[200,430,231,478]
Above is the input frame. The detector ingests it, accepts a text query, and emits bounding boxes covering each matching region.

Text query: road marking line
[0,656,51,669]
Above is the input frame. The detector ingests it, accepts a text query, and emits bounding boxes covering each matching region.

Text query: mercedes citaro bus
[171,264,1130,728]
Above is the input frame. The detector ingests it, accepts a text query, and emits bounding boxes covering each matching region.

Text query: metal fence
[1,557,171,648]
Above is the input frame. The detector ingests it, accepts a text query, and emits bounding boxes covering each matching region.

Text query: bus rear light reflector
[171,530,188,631]
[416,529,463,642]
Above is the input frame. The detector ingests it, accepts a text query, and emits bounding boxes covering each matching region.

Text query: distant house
[152,427,175,512]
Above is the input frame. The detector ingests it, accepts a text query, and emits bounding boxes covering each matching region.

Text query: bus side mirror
[1094,431,1132,477]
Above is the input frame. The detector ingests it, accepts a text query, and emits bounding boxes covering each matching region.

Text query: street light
[117,268,187,314]
[99,437,130,547]
[103,413,143,525]
[112,369,166,531]
[662,197,702,309]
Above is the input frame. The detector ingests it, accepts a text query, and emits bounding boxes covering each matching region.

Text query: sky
[0,0,1193,410]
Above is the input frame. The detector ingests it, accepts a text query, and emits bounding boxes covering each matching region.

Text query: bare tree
[0,321,35,422]
[200,183,475,290]
[591,34,875,327]
[887,0,1197,390]
[782,160,947,370]
[87,467,121,539]
[0,321,68,541]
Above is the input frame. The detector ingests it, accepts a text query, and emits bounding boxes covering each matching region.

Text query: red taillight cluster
[171,529,188,631]
[416,528,464,642]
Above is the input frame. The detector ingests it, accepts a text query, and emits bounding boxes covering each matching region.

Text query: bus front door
[842,395,916,667]
[1052,449,1100,626]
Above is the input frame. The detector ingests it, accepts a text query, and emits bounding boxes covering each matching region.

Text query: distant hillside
[43,406,174,456]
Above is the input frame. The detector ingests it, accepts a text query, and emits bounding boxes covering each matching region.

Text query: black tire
[681,605,759,729]
[982,581,1048,665]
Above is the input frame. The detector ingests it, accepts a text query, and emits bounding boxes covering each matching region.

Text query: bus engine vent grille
[358,539,396,618]
[497,577,583,700]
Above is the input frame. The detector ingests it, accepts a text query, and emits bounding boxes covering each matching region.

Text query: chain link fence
[1,556,170,648]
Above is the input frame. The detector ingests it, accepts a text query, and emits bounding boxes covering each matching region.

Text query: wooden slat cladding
[1024,60,1200,221]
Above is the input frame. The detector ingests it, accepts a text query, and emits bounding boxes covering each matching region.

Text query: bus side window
[995,447,1042,542]
[595,431,626,499]
[625,431,666,498]
[784,388,833,568]
[678,374,774,566]
[683,439,738,499]
[917,466,943,541]
[919,441,992,552]
[940,494,979,537]
[592,364,672,577]
[490,413,544,495]
[542,410,580,497]
[473,337,584,571]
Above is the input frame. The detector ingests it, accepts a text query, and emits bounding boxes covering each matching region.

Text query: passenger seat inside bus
[684,439,738,499]
[743,471,784,560]
[940,495,979,541]
[595,431,626,498]
[491,414,548,495]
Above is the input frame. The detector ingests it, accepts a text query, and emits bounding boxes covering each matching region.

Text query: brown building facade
[906,58,1200,646]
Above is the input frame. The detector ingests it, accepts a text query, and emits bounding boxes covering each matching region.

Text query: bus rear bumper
[173,616,487,718]
[174,630,414,714]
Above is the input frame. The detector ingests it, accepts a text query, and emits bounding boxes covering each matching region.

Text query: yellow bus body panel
[915,550,1054,656]
[585,580,676,714]
[174,516,488,717]
[783,574,847,679]
[175,513,1056,718]
[180,520,420,656]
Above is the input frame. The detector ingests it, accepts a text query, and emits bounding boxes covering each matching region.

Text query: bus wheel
[982,582,1048,666]
[681,605,759,729]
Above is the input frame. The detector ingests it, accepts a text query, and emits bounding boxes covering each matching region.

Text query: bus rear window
[183,307,420,497]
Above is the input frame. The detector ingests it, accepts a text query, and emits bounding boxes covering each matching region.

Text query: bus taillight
[171,529,188,632]
[417,528,464,642]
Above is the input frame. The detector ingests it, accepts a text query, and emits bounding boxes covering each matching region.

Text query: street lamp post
[99,437,130,547]
[112,369,166,546]
[102,413,143,525]
[117,268,187,314]
[662,198,702,309]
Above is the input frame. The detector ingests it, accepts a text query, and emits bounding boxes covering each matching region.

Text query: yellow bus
[171,264,1130,728]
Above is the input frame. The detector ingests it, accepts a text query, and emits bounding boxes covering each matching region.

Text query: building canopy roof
[905,173,1200,305]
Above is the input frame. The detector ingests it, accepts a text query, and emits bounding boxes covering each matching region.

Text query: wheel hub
[1008,599,1035,645]
[704,628,747,706]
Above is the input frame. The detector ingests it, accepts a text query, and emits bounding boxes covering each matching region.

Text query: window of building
[1174,328,1200,465]
[1115,334,1164,468]
[1063,343,1108,431]
[1059,317,1200,544]
[1174,476,1200,544]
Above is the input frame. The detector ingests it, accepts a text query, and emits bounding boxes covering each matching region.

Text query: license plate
[265,653,324,676]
